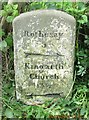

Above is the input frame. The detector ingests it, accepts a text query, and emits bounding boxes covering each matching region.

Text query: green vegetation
[1,2,89,119]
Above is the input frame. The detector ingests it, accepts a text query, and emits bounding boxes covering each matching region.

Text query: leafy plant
[1,4,19,23]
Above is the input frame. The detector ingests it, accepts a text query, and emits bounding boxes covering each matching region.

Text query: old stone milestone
[13,10,76,105]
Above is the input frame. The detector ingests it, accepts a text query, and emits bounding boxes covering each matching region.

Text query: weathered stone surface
[13,10,76,105]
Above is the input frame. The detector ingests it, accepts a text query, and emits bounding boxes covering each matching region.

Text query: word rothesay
[23,30,63,40]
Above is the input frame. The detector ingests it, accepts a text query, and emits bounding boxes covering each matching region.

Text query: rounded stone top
[13,10,76,25]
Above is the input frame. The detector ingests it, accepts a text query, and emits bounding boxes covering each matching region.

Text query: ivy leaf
[5,35,13,47]
[0,29,5,37]
[82,15,88,23]
[4,4,13,13]
[0,40,7,51]
[78,2,86,10]
[78,15,88,24]
[0,10,7,17]
[5,108,13,118]
[13,10,19,17]
[13,4,18,10]
[80,107,86,116]
[6,16,14,23]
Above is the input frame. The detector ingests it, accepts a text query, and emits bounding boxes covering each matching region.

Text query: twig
[65,71,76,99]
[2,99,13,110]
